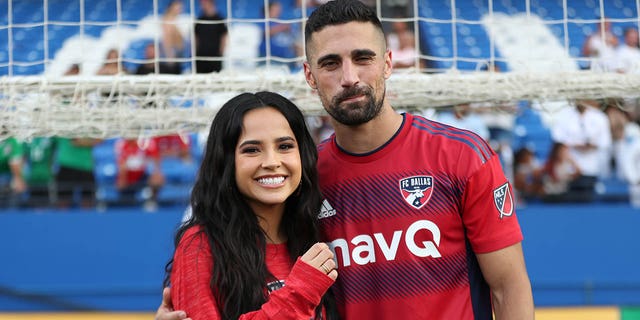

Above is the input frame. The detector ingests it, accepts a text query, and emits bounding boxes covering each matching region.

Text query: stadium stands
[1,0,638,207]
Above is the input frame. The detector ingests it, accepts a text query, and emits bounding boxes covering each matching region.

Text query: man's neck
[332,106,403,154]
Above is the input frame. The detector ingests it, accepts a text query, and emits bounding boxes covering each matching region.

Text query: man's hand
[155,287,191,320]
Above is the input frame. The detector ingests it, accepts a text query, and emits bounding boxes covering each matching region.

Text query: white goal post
[1,0,640,139]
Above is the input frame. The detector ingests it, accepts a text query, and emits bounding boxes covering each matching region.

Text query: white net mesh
[1,0,640,139]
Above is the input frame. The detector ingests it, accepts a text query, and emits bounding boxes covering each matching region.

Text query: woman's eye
[279,143,295,150]
[241,147,259,154]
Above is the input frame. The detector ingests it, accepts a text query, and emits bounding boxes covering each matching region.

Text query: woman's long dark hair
[164,91,335,319]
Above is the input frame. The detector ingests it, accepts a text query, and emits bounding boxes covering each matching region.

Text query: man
[157,0,534,318]
[616,27,640,74]
[194,0,228,73]
[550,99,612,201]
[0,136,26,207]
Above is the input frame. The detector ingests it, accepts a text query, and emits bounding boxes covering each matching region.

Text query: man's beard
[326,85,385,126]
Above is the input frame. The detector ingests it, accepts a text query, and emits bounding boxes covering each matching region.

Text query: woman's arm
[171,229,335,320]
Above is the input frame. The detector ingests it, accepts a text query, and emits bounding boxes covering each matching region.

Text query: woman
[165,92,338,320]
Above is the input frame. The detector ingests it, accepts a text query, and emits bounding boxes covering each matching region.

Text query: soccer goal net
[1,0,640,139]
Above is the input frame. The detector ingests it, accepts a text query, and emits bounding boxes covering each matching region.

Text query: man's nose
[341,61,359,87]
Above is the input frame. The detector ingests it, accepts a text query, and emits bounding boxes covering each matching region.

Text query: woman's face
[234,107,302,214]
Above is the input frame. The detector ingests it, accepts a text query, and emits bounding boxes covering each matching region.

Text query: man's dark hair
[304,0,383,46]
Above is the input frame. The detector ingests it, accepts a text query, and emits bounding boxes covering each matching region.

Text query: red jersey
[114,138,160,184]
[153,134,190,158]
[171,226,334,320]
[316,113,522,320]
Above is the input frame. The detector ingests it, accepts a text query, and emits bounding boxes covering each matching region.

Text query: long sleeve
[238,258,334,320]
[171,227,221,320]
[170,226,335,320]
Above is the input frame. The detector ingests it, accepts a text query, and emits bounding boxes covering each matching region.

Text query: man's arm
[155,287,191,320]
[477,242,534,320]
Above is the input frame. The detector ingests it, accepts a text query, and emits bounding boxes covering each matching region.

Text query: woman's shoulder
[177,225,210,253]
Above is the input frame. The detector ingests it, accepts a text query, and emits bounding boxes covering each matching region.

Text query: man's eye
[356,56,373,63]
[321,61,338,69]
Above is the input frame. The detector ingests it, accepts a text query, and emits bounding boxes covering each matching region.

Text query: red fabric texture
[171,226,334,320]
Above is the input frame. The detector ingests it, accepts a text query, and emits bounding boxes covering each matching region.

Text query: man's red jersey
[316,113,523,320]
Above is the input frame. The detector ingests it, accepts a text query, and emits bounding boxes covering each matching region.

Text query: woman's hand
[300,242,338,280]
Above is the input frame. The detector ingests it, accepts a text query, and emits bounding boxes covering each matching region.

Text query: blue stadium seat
[157,183,191,205]
[160,156,198,184]
[596,177,630,202]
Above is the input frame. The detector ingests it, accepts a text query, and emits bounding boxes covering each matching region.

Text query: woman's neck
[253,203,286,244]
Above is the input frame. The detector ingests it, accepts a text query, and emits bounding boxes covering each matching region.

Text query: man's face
[303,22,392,126]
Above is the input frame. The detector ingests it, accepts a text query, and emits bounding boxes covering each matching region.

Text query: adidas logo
[318,199,336,219]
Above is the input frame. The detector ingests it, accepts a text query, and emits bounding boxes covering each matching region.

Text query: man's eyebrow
[316,53,340,65]
[316,49,377,65]
[352,49,376,57]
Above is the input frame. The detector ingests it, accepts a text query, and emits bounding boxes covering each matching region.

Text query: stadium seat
[160,156,198,184]
[157,183,192,205]
[596,177,630,202]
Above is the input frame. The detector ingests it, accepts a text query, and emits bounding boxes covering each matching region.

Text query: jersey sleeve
[238,259,335,320]
[171,226,334,320]
[462,155,523,254]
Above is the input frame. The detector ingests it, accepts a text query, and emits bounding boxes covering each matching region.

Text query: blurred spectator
[53,63,101,209]
[136,42,181,75]
[194,0,228,73]
[583,18,618,71]
[474,63,518,174]
[160,0,185,74]
[606,99,640,183]
[540,142,583,203]
[474,64,518,143]
[97,48,124,75]
[615,27,640,122]
[436,103,490,142]
[306,115,334,145]
[603,100,631,180]
[512,146,543,204]
[0,136,26,208]
[259,1,300,72]
[621,133,640,207]
[551,99,612,201]
[391,28,422,69]
[294,0,319,15]
[55,137,102,208]
[65,63,80,76]
[24,137,56,207]
[115,138,164,211]
[381,0,412,19]
[615,27,640,74]
[153,134,192,162]
[386,20,410,54]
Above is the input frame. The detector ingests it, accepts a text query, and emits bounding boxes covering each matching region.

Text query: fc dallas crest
[494,182,514,218]
[399,175,434,209]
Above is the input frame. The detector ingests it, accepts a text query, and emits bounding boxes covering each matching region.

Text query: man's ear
[384,50,393,79]
[303,62,317,89]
